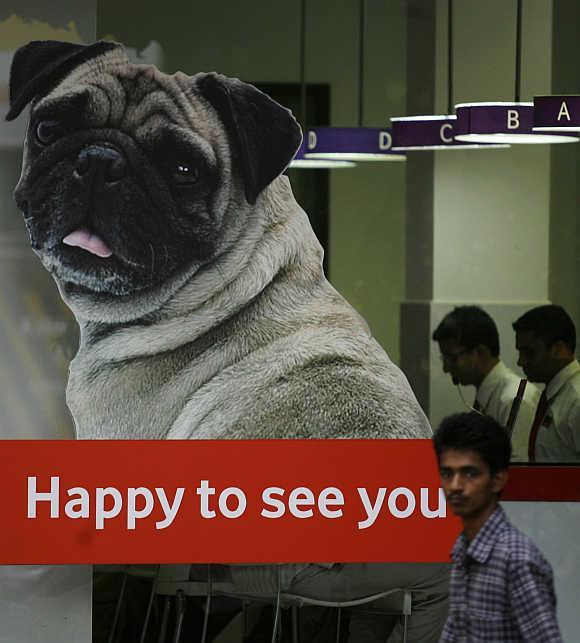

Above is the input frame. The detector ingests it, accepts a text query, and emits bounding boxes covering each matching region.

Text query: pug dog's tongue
[63,228,112,258]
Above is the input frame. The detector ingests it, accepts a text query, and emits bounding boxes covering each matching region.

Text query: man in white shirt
[513,305,580,462]
[432,306,540,460]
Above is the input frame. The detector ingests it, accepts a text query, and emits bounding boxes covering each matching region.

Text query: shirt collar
[477,361,508,408]
[546,359,580,400]
[451,505,508,564]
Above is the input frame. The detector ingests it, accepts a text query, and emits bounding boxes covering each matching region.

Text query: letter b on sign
[507,109,520,130]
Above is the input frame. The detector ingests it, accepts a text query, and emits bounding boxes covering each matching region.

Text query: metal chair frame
[105,564,412,643]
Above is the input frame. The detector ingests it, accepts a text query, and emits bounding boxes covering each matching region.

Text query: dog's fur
[8,40,430,440]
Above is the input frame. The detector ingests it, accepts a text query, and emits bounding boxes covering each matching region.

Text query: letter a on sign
[558,101,571,121]
[507,109,520,130]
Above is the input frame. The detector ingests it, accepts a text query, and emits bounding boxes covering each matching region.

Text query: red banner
[0,439,464,564]
[502,465,580,501]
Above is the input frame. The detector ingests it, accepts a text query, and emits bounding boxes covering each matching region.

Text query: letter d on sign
[308,130,317,150]
[379,131,392,150]
[507,109,520,130]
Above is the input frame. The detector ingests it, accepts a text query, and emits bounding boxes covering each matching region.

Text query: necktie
[528,390,549,462]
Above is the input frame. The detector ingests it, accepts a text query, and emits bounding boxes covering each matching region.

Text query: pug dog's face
[16,84,223,297]
[7,41,301,298]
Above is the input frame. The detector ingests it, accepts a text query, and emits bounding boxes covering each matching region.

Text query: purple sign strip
[306,127,403,155]
[534,96,580,128]
[455,104,533,136]
[391,118,457,147]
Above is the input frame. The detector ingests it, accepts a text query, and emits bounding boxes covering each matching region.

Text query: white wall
[432,145,550,302]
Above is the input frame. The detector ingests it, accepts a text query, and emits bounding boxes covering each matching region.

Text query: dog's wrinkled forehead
[10,40,302,205]
[38,48,222,149]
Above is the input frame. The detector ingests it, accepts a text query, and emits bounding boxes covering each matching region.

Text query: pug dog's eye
[35,120,65,146]
[173,163,200,184]
[176,164,192,175]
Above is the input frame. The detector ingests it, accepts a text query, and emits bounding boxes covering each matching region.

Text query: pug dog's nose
[74,144,126,183]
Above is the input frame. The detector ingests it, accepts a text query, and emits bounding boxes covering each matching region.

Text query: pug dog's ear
[6,39,121,121]
[197,73,302,205]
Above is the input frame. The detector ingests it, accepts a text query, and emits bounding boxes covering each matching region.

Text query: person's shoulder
[568,370,580,394]
[498,520,551,568]
[498,365,525,392]
[496,369,526,401]
[497,367,539,407]
[523,380,542,403]
[560,373,580,422]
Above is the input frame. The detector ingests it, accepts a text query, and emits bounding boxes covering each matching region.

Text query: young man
[433,412,562,642]
[513,305,580,462]
[432,306,540,460]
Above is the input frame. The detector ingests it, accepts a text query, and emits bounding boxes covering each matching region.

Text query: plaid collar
[452,505,508,564]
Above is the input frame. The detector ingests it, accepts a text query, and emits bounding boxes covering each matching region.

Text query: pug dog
[7,40,430,441]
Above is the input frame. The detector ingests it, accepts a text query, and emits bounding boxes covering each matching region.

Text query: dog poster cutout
[7,40,430,444]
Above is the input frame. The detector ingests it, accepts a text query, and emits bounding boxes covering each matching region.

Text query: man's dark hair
[512,305,576,352]
[433,412,512,474]
[431,306,500,357]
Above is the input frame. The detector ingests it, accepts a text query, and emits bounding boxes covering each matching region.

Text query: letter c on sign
[439,123,453,143]
[379,131,392,150]
[507,109,520,130]
[308,130,317,150]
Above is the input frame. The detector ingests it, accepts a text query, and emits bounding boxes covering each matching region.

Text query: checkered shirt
[440,505,562,642]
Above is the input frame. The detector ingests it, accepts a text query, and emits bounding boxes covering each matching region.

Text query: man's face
[515,330,557,383]
[437,338,478,386]
[439,449,506,520]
